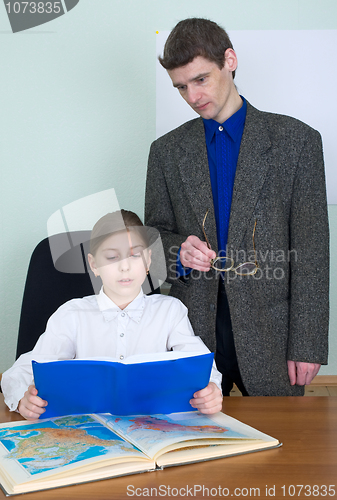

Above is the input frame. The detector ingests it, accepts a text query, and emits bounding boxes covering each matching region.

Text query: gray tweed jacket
[145,101,329,396]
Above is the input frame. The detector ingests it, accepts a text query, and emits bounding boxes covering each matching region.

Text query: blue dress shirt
[176,96,247,276]
[203,96,247,254]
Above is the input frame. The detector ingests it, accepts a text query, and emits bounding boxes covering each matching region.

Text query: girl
[1,210,222,420]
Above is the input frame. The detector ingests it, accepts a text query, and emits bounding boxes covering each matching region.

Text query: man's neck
[217,89,243,124]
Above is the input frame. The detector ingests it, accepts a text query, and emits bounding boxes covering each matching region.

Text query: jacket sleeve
[287,128,329,364]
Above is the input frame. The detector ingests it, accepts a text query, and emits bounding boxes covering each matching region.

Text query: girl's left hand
[189,382,223,414]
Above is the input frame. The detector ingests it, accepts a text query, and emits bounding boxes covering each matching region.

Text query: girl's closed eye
[131,252,142,258]
[105,253,119,261]
[130,245,144,258]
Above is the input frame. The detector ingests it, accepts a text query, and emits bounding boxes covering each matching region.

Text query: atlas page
[99,411,280,466]
[0,414,155,495]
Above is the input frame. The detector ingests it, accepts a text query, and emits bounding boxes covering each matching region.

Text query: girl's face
[88,229,151,309]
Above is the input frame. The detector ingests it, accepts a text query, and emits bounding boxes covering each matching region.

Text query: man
[145,18,329,396]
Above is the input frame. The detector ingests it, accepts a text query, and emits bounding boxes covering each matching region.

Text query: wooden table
[0,396,336,499]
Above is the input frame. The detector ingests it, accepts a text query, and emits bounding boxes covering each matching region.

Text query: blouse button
[121,312,125,317]
[120,355,124,360]
[120,333,124,337]
[218,126,223,131]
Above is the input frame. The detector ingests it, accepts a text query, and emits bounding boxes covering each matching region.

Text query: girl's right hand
[18,385,48,420]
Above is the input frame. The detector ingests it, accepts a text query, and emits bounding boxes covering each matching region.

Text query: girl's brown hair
[89,210,149,256]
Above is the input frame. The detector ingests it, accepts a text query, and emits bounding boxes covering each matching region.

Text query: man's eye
[107,256,117,261]
[131,252,142,258]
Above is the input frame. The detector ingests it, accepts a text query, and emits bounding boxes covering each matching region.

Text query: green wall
[0,0,336,374]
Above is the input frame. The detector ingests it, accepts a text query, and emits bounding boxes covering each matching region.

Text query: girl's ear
[88,253,99,277]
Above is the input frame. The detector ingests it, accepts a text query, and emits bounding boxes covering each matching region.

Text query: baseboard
[309,375,337,386]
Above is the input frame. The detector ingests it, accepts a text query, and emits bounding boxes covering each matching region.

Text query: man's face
[168,53,238,124]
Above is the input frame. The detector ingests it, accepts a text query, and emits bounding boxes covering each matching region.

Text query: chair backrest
[16,233,96,358]
[16,232,160,359]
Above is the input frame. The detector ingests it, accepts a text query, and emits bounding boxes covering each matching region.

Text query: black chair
[16,232,160,359]
[16,232,97,358]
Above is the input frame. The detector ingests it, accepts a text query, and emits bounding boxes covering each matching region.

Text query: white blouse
[1,288,222,411]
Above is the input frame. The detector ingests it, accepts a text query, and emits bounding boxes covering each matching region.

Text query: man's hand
[189,382,223,414]
[18,385,48,420]
[180,235,216,272]
[287,360,321,386]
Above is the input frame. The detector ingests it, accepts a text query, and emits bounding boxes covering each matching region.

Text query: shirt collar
[203,95,247,145]
[96,287,146,323]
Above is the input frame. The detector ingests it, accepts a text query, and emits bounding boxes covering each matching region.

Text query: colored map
[102,413,247,457]
[126,416,229,434]
[0,415,141,476]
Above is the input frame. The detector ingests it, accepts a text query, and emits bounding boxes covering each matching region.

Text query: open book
[32,351,214,418]
[0,410,280,495]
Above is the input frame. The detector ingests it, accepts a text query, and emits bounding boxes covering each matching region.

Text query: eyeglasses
[202,210,258,275]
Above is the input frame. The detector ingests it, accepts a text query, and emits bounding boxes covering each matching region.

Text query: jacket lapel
[176,118,218,247]
[227,102,272,251]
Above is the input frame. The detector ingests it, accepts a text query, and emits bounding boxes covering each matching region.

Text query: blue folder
[32,353,214,418]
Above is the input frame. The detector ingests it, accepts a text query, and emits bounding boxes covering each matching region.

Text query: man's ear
[88,253,99,277]
[224,48,238,73]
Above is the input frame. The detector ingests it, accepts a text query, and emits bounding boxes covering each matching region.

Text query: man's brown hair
[159,18,235,78]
